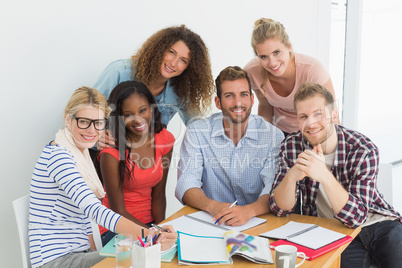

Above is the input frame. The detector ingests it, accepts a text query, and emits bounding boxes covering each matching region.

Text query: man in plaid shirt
[269,82,402,267]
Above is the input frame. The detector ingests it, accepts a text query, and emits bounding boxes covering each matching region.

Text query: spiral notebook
[162,211,266,237]
[259,221,347,250]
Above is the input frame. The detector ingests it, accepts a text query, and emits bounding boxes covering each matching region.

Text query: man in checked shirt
[269,81,402,267]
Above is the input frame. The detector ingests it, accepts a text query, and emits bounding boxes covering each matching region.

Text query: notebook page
[288,226,346,250]
[162,211,266,237]
[188,211,267,232]
[162,214,227,237]
[259,221,316,240]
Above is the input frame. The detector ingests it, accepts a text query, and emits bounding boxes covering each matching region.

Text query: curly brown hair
[131,25,214,116]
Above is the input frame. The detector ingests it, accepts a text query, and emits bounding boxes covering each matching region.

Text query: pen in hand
[214,200,238,225]
[151,223,171,233]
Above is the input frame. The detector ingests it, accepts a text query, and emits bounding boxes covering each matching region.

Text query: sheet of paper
[288,226,346,250]
[162,211,266,237]
[162,213,227,237]
[189,211,267,232]
[259,221,315,240]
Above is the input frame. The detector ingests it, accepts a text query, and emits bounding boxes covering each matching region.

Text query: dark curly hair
[131,25,214,116]
[107,81,165,186]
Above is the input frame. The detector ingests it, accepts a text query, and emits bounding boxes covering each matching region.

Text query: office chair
[90,218,103,250]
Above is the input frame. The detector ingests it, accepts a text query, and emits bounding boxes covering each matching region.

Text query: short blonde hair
[64,86,111,118]
[294,82,335,111]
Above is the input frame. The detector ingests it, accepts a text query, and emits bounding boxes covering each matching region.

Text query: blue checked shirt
[175,113,284,206]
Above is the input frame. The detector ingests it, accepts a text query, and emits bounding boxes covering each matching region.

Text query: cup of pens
[132,230,162,268]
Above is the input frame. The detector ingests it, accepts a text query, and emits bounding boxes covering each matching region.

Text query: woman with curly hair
[94,25,214,127]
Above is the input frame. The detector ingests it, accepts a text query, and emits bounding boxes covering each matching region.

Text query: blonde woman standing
[244,18,337,136]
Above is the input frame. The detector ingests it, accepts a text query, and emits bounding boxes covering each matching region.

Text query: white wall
[0,1,331,266]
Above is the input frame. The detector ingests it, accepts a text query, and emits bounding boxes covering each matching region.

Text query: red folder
[269,235,353,260]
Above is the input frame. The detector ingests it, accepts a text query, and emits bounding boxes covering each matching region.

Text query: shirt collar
[210,113,259,141]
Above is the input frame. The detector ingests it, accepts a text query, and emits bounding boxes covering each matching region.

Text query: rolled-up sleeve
[335,151,379,228]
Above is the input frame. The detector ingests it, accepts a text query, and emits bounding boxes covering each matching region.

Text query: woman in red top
[98,81,175,245]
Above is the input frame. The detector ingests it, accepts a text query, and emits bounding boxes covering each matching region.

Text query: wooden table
[92,206,360,268]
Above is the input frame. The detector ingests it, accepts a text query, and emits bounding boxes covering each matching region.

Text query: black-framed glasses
[70,116,107,130]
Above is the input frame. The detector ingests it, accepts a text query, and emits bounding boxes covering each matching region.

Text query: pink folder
[269,235,353,260]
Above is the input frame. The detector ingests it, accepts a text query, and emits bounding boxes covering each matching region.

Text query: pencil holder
[132,241,161,268]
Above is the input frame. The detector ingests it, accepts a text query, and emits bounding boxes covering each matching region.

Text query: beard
[221,105,252,124]
[303,121,335,148]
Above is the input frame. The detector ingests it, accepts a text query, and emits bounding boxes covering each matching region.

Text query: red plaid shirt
[270,124,402,228]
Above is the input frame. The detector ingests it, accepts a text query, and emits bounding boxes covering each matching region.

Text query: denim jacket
[93,59,190,126]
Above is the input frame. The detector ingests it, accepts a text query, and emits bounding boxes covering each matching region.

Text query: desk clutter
[98,212,355,266]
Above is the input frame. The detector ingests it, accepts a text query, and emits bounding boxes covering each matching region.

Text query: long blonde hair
[251,18,293,93]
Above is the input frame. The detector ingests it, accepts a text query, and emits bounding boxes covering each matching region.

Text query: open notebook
[162,210,266,237]
[177,231,273,265]
[260,221,348,250]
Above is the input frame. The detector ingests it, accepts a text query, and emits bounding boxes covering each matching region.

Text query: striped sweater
[29,143,121,267]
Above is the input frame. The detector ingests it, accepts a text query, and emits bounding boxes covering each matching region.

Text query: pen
[214,200,238,225]
[151,223,170,233]
[155,234,163,244]
[137,235,146,247]
[153,233,161,244]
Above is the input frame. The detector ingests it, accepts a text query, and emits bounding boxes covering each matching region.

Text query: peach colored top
[244,53,330,133]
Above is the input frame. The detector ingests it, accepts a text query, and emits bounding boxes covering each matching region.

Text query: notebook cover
[269,235,353,260]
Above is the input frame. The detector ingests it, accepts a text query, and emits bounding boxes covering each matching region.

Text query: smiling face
[296,95,338,147]
[215,78,254,125]
[160,40,190,80]
[255,38,292,77]
[121,93,152,140]
[66,106,105,152]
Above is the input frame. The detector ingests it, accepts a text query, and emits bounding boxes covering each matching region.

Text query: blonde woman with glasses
[28,87,177,268]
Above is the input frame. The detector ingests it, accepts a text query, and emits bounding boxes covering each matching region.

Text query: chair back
[12,195,31,268]
[90,219,103,250]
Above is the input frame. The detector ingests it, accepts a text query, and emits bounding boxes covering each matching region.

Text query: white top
[29,143,121,267]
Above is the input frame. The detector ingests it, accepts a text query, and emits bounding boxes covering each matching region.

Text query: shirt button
[170,109,173,114]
